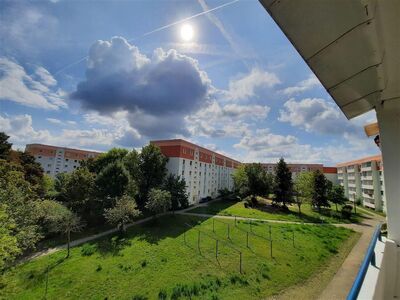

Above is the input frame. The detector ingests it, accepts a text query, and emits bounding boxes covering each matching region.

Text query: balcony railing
[347,224,382,300]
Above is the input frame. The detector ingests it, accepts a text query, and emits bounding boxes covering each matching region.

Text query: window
[182,170,184,176]
[200,163,202,167]
[190,161,192,166]
[38,156,42,159]
[48,164,51,167]
[66,158,69,161]
[64,165,68,168]
[74,159,77,162]
[183,159,185,164]
[46,171,50,174]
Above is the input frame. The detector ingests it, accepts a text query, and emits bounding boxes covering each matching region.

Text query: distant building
[337,155,385,212]
[260,163,338,183]
[25,144,102,177]
[151,139,240,205]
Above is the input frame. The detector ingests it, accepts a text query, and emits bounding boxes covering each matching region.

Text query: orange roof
[150,139,241,164]
[25,144,102,155]
[336,154,382,167]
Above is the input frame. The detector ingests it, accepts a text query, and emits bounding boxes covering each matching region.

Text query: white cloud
[46,118,77,126]
[280,74,321,96]
[1,114,142,150]
[279,98,358,135]
[0,57,66,110]
[224,68,280,101]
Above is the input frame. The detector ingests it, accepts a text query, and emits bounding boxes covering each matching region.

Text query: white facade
[337,156,386,212]
[26,144,101,178]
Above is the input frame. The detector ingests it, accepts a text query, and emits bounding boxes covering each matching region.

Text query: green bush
[81,243,97,256]
[341,205,353,219]
[158,289,167,300]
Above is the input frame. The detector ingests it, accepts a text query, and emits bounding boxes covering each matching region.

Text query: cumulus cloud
[71,37,212,139]
[0,57,66,109]
[46,118,76,126]
[1,114,142,150]
[280,74,321,96]
[279,98,359,135]
[186,101,269,138]
[224,68,280,101]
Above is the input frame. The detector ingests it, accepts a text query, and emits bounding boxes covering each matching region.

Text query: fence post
[270,239,273,258]
[44,264,49,299]
[246,232,249,248]
[269,225,272,241]
[235,216,237,227]
[292,231,295,247]
[216,240,218,259]
[239,252,242,274]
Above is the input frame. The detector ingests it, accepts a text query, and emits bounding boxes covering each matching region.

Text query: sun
[180,24,194,42]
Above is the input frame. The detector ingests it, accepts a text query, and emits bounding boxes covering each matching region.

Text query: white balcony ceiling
[260,0,400,119]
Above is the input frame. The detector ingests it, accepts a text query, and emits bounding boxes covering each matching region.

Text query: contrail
[53,0,240,76]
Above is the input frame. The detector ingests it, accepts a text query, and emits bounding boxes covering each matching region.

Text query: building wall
[337,155,385,211]
[151,139,239,205]
[25,144,101,177]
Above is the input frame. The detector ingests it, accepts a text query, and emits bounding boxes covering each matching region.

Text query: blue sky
[0,0,379,165]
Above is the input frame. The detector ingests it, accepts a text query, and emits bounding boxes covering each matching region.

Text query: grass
[187,198,363,224]
[1,214,357,300]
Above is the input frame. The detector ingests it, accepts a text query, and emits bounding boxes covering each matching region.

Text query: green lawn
[186,199,363,224]
[1,215,357,299]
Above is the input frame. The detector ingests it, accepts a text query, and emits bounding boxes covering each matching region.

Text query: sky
[0,0,379,165]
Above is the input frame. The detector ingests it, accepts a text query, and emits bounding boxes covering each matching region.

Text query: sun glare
[180,24,194,42]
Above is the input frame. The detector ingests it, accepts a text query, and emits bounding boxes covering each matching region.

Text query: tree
[0,204,20,271]
[95,161,130,201]
[312,170,330,211]
[123,149,140,181]
[273,158,293,208]
[245,163,270,204]
[48,205,83,258]
[56,167,97,224]
[294,172,313,214]
[163,174,188,211]
[90,148,129,173]
[0,132,12,160]
[233,165,249,198]
[0,160,42,251]
[137,144,168,208]
[146,188,172,217]
[18,151,44,189]
[42,174,57,199]
[328,184,347,212]
[104,195,140,232]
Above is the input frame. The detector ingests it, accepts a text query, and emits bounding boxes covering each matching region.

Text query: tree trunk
[298,204,301,215]
[66,230,71,258]
[335,203,338,212]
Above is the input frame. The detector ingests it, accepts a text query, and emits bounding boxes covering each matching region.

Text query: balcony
[362,184,374,190]
[362,175,373,181]
[361,165,372,172]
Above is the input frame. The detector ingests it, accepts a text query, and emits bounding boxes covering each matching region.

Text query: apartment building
[337,155,385,212]
[151,139,240,205]
[25,144,101,177]
[260,163,338,183]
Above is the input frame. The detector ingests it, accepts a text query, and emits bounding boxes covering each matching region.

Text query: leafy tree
[273,158,293,208]
[18,151,44,187]
[104,195,140,232]
[294,172,313,214]
[146,188,171,217]
[95,161,130,201]
[47,205,83,258]
[42,174,57,198]
[163,174,188,211]
[137,144,168,208]
[90,148,129,173]
[0,132,12,160]
[0,160,42,251]
[123,149,140,181]
[245,163,270,204]
[328,184,347,212]
[56,167,97,224]
[232,165,249,198]
[0,204,20,271]
[312,170,330,211]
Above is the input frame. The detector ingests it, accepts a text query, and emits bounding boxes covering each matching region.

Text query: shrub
[81,243,97,256]
[341,205,353,219]
[132,295,148,300]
